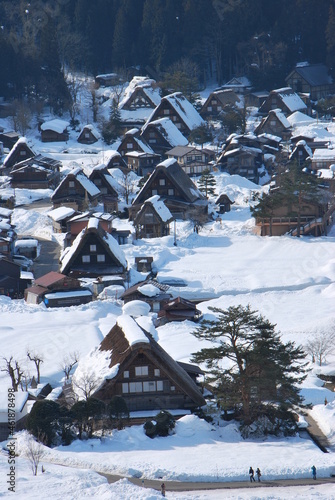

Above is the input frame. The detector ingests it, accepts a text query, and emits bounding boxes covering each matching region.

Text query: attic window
[159,179,166,186]
[135,366,148,376]
[126,143,133,149]
[97,254,105,262]
[123,371,129,378]
[90,244,97,252]
[82,255,90,263]
[154,369,160,377]
[168,188,174,196]
[69,181,75,188]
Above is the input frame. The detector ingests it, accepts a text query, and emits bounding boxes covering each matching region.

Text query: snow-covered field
[2,86,335,498]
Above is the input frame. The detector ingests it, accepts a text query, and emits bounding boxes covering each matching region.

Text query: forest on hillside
[1,0,335,112]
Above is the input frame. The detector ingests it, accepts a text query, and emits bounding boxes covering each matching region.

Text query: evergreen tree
[191,305,308,434]
[198,169,216,198]
[101,98,122,144]
[279,161,324,237]
[250,188,284,236]
[109,396,129,429]
[188,125,213,148]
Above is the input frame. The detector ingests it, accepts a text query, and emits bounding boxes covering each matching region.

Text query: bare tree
[119,171,138,205]
[305,331,335,366]
[1,357,24,391]
[10,99,32,135]
[72,371,99,401]
[61,352,79,381]
[26,436,44,476]
[89,82,99,123]
[27,351,43,384]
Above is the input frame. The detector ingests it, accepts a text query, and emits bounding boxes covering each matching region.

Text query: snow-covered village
[2,1,335,499]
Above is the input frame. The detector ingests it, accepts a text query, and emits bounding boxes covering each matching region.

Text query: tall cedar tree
[250,188,284,236]
[279,161,324,237]
[191,305,308,432]
[197,169,216,198]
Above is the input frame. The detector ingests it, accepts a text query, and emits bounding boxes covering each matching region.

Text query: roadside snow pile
[311,400,335,444]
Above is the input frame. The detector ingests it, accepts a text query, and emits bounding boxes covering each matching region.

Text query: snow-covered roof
[142,117,188,147]
[119,76,161,109]
[143,195,173,222]
[271,109,291,128]
[287,111,315,128]
[273,88,307,112]
[117,314,150,346]
[79,124,101,140]
[44,290,93,299]
[162,92,204,130]
[122,300,151,317]
[15,239,38,248]
[47,206,76,222]
[312,148,335,160]
[53,168,100,198]
[138,283,160,297]
[0,391,28,414]
[41,119,70,133]
[72,348,119,400]
[3,137,34,167]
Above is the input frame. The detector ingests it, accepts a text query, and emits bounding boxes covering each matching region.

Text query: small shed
[77,124,101,144]
[215,194,234,213]
[157,296,202,325]
[40,119,70,142]
[0,391,28,440]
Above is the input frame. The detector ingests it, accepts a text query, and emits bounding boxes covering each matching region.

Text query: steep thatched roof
[98,315,205,407]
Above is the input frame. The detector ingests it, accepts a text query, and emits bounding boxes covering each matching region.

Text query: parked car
[12,255,33,271]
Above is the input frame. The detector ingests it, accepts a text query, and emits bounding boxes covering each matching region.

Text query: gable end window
[135,366,148,376]
[82,255,90,263]
[90,244,97,252]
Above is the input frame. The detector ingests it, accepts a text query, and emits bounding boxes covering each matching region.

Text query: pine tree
[250,188,284,237]
[197,169,216,198]
[191,305,308,434]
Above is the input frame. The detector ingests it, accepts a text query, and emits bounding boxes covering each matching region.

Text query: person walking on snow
[311,465,316,480]
[256,467,261,482]
[249,466,256,482]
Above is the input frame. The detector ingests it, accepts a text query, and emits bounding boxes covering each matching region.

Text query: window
[122,383,129,393]
[217,105,222,111]
[159,179,166,186]
[97,254,105,262]
[130,382,142,393]
[82,255,90,263]
[207,106,212,111]
[154,369,160,377]
[126,143,133,149]
[171,386,175,391]
[168,188,174,196]
[157,381,163,391]
[94,178,102,186]
[84,133,90,138]
[101,187,107,194]
[69,181,75,188]
[163,109,170,115]
[20,150,26,156]
[123,371,129,378]
[152,302,160,312]
[90,244,97,252]
[143,381,156,392]
[152,189,158,195]
[135,366,148,376]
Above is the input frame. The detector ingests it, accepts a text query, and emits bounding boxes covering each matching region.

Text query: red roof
[34,271,65,288]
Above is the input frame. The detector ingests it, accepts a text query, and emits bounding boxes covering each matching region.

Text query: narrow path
[305,412,332,453]
[99,473,335,492]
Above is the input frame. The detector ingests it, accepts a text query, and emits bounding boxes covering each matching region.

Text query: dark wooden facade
[157,297,202,324]
[3,139,35,169]
[134,198,173,239]
[140,118,188,156]
[51,168,100,211]
[200,89,240,118]
[77,125,100,144]
[0,256,29,298]
[117,129,154,158]
[89,165,119,212]
[129,159,208,221]
[90,316,205,412]
[145,92,204,137]
[255,110,292,140]
[40,120,70,142]
[285,63,334,101]
[126,151,161,176]
[60,220,127,278]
